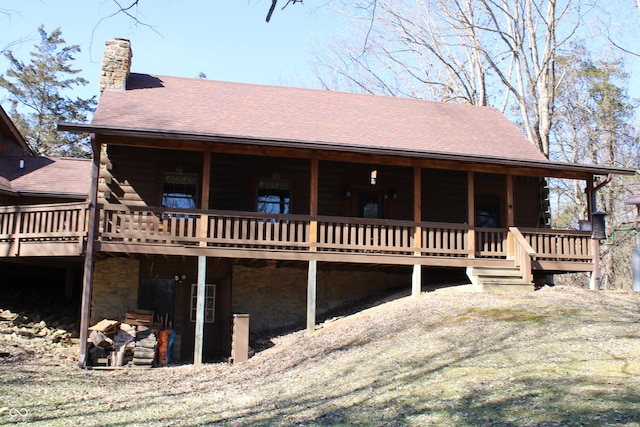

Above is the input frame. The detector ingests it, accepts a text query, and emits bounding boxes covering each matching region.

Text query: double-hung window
[190,283,215,323]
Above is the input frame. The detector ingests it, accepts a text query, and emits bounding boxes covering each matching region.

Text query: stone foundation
[231,265,391,332]
[91,258,140,324]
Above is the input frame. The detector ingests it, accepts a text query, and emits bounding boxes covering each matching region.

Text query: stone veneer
[231,265,389,332]
[100,38,132,93]
[90,258,140,324]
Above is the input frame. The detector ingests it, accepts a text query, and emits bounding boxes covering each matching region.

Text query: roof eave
[58,123,637,178]
[1,106,34,156]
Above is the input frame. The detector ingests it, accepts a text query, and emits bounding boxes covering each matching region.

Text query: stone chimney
[99,38,132,94]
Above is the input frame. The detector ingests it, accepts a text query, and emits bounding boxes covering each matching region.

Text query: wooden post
[412,165,422,298]
[194,255,207,366]
[309,158,318,252]
[467,171,476,258]
[199,151,211,247]
[412,265,421,297]
[506,174,515,259]
[586,177,599,290]
[307,260,317,335]
[77,135,100,369]
[590,238,601,290]
[307,158,319,335]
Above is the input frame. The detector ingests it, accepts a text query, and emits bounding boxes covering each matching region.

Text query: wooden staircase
[465,266,534,292]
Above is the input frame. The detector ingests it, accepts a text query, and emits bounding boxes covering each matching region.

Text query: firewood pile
[0,308,75,345]
[87,310,169,368]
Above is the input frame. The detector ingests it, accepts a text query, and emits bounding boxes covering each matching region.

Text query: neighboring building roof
[0,105,34,156]
[89,73,548,164]
[0,155,90,199]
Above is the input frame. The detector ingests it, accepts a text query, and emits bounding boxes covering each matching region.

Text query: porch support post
[586,178,594,219]
[201,151,211,210]
[506,173,515,258]
[412,265,421,297]
[467,172,476,258]
[194,255,207,366]
[309,158,319,251]
[199,151,211,247]
[307,158,319,335]
[412,165,422,298]
[77,135,100,369]
[307,260,317,335]
[590,239,601,290]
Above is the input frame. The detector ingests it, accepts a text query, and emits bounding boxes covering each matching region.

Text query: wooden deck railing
[0,202,89,256]
[0,202,595,272]
[519,228,592,263]
[509,227,537,283]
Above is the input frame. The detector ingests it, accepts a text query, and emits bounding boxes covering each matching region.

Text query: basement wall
[90,258,140,324]
[231,265,391,332]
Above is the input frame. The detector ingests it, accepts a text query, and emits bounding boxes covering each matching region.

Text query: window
[162,173,199,209]
[190,283,216,323]
[358,189,383,219]
[257,178,291,214]
[476,194,501,228]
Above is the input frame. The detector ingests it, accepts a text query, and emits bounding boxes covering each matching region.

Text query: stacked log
[113,324,136,366]
[132,330,157,366]
[86,321,158,368]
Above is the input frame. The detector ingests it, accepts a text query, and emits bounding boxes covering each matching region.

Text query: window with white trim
[190,283,215,323]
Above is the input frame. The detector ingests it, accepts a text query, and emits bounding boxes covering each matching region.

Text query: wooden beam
[201,151,211,210]
[586,178,594,221]
[77,135,100,368]
[310,158,319,253]
[96,134,595,180]
[467,172,476,258]
[307,259,317,335]
[412,165,422,297]
[506,173,515,258]
[310,158,318,217]
[200,151,211,247]
[194,255,206,366]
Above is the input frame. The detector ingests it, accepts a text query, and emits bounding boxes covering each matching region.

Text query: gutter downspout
[77,135,100,368]
[589,174,612,291]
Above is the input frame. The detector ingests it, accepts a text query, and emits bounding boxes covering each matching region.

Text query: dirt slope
[1,286,639,426]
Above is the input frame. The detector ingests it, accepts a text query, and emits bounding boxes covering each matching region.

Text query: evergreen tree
[0,26,95,157]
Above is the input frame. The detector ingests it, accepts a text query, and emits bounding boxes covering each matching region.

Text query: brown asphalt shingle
[93,74,548,163]
[0,155,90,198]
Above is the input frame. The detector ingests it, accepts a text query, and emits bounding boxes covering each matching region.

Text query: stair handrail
[509,227,536,284]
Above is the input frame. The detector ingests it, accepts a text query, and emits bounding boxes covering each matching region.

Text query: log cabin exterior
[3,39,635,365]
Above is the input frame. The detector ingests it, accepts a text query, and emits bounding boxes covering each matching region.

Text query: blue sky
[1,1,639,105]
[1,0,342,101]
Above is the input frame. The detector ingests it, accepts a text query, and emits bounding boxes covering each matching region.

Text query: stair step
[475,277,531,284]
[468,267,521,277]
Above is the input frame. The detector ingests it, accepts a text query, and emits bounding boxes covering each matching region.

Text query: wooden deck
[0,203,594,273]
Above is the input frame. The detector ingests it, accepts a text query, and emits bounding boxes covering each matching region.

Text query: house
[0,104,90,302]
[9,37,630,366]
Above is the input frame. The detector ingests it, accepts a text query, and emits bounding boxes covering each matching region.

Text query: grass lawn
[1,286,639,426]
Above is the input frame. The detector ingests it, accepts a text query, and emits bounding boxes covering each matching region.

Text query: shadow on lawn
[6,289,640,427]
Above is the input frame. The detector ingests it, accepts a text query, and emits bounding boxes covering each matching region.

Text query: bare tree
[318,0,594,158]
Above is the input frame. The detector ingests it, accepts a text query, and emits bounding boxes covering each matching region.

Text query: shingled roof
[91,73,548,163]
[0,155,90,199]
